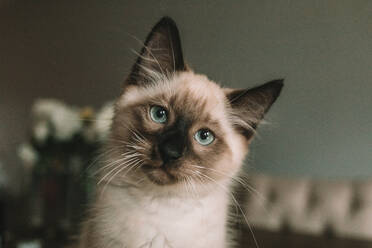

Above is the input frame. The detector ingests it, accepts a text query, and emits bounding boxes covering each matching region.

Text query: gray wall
[1,0,372,186]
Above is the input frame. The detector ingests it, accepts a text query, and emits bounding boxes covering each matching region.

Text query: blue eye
[150,106,167,123]
[194,129,214,146]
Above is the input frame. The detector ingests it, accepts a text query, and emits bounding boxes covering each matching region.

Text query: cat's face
[104,17,283,190]
[112,72,247,186]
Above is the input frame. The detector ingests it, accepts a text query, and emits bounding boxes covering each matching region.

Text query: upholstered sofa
[237,173,372,247]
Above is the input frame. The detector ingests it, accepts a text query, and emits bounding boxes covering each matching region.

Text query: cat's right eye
[150,105,168,123]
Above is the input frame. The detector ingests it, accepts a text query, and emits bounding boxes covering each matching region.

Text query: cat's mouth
[142,164,179,185]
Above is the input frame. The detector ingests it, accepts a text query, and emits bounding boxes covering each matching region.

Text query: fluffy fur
[75,17,283,248]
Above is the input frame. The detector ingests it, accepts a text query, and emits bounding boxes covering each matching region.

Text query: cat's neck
[89,180,231,248]
[97,178,232,207]
[97,177,231,201]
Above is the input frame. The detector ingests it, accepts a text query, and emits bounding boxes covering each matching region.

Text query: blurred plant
[30,99,114,145]
[15,99,114,247]
[19,99,114,176]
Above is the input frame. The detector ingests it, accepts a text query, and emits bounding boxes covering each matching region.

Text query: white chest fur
[94,185,230,248]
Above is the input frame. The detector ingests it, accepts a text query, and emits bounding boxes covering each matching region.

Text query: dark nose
[159,136,184,163]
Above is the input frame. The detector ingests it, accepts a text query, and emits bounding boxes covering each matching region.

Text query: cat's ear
[226,79,284,139]
[126,16,186,87]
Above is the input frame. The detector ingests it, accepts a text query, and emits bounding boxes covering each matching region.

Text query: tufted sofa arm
[243,174,372,240]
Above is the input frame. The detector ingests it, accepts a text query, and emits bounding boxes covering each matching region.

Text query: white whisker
[196,171,260,248]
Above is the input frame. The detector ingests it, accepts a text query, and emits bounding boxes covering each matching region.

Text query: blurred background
[0,0,371,247]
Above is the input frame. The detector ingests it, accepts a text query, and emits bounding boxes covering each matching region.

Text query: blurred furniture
[232,173,372,247]
[244,173,372,241]
[238,227,372,248]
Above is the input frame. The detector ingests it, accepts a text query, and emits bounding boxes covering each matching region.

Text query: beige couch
[244,173,372,241]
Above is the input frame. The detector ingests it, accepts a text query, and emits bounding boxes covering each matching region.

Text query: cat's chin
[142,164,180,185]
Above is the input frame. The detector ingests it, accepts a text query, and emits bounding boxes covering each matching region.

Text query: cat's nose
[159,137,184,163]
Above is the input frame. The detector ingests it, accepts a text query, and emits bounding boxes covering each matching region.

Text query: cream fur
[83,181,231,248]
[77,71,249,248]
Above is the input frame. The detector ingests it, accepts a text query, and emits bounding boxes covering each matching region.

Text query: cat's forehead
[120,71,227,120]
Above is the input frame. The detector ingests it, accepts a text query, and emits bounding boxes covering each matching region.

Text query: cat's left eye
[194,129,215,146]
[150,105,168,123]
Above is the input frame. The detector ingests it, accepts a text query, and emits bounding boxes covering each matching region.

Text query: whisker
[97,156,140,185]
[196,171,260,248]
[106,159,143,186]
[84,147,117,172]
[191,165,266,204]
[99,158,143,196]
[93,154,137,176]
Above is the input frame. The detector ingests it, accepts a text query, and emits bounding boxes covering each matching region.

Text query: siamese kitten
[77,17,283,248]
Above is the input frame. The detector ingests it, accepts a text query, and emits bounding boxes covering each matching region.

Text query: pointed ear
[226,79,284,138]
[126,16,186,87]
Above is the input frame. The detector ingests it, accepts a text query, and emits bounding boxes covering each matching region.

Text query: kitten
[76,17,283,248]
